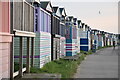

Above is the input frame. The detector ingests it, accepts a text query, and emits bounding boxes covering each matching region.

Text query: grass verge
[30,53,86,78]
[97,45,113,50]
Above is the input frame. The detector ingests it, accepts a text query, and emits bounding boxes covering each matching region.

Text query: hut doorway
[53,38,60,60]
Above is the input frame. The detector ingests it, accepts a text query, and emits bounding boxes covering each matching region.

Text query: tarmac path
[74,47,119,78]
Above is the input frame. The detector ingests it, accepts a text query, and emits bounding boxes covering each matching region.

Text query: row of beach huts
[0,0,119,79]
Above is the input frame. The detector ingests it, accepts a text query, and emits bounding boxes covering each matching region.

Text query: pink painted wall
[1,1,10,33]
[0,0,13,79]
[0,0,2,33]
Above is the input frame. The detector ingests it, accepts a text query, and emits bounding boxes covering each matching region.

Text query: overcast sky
[41,0,119,34]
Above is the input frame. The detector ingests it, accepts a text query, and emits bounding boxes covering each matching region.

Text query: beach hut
[0,1,13,79]
[65,16,77,56]
[87,26,92,50]
[107,33,111,46]
[89,28,93,50]
[73,18,79,53]
[91,29,99,49]
[113,34,118,46]
[10,0,35,78]
[59,7,67,58]
[109,33,113,46]
[77,20,81,52]
[106,33,110,46]
[97,30,103,47]
[98,31,104,47]
[40,1,61,60]
[34,1,51,68]
[104,32,108,46]
[79,23,91,51]
[117,34,120,45]
[52,7,61,60]
[102,31,105,47]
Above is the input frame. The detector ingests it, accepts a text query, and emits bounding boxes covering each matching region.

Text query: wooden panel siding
[0,1,1,33]
[80,31,91,51]
[40,9,51,33]
[12,1,35,78]
[60,37,66,58]
[59,23,66,58]
[1,2,10,33]
[30,6,34,32]
[65,19,78,56]
[34,32,51,68]
[51,15,60,60]
[72,27,77,39]
[13,2,23,31]
[34,5,51,68]
[60,23,65,37]
[0,1,13,79]
[13,2,34,32]
[98,34,103,47]
[52,16,60,35]
[14,37,32,65]
[24,3,30,31]
[35,7,51,33]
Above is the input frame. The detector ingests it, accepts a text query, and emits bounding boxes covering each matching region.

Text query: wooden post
[19,37,23,77]
[18,0,24,77]
[31,37,34,67]
[26,37,30,73]
[10,36,14,80]
[10,1,14,80]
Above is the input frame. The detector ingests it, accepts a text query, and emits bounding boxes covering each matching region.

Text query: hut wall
[39,32,51,68]
[14,37,32,67]
[60,37,66,58]
[51,15,60,60]
[60,24,65,37]
[98,34,103,47]
[34,7,51,68]
[13,1,35,71]
[34,7,51,32]
[66,26,77,56]
[13,2,34,32]
[77,29,80,53]
[59,23,66,58]
[52,38,60,60]
[80,31,90,51]
[72,26,78,55]
[34,33,40,68]
[60,23,66,58]
[88,31,91,50]
[93,32,99,49]
[0,1,13,79]
[101,36,104,47]
[52,16,60,35]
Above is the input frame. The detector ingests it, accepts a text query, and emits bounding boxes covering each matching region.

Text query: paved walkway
[74,47,119,78]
